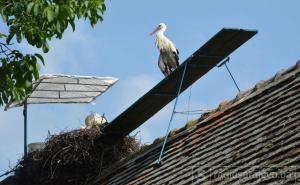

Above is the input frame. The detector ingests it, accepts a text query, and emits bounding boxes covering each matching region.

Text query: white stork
[150,23,179,76]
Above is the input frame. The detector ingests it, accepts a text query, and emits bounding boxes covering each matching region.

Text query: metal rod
[186,86,192,123]
[23,101,28,157]
[157,62,188,165]
[218,57,241,93]
[224,63,241,93]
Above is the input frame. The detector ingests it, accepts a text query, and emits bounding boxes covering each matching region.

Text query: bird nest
[9,125,140,185]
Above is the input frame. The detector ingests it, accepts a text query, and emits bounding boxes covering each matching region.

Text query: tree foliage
[0,0,106,107]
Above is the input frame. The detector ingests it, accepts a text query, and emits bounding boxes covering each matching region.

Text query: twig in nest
[50,146,71,173]
[0,167,17,178]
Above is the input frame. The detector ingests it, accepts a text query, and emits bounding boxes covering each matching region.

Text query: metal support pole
[224,63,241,93]
[23,101,28,157]
[218,57,241,93]
[157,61,188,165]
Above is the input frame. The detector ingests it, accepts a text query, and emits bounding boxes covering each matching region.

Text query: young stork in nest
[150,23,179,76]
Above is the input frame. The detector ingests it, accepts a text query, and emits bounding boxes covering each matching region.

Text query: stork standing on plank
[150,23,179,76]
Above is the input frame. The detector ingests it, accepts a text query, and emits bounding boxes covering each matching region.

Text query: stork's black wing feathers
[173,48,179,68]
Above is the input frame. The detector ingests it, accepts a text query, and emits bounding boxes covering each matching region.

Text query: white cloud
[16,21,99,75]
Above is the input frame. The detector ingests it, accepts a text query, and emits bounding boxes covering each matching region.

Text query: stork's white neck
[157,27,166,36]
[155,31,170,51]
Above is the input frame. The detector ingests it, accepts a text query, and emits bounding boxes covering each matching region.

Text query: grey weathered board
[103,28,257,138]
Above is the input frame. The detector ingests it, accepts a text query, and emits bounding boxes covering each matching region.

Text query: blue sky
[1,0,300,176]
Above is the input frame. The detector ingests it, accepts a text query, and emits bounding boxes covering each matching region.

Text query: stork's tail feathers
[161,68,168,76]
[173,51,179,68]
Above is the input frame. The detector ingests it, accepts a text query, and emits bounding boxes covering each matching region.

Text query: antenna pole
[23,101,28,157]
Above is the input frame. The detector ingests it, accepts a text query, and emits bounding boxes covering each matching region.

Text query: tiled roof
[95,60,300,185]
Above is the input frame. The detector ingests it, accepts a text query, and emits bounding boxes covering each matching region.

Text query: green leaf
[42,42,49,53]
[87,10,91,17]
[0,33,7,38]
[54,6,59,16]
[46,8,55,22]
[56,21,61,33]
[29,64,34,72]
[31,59,39,80]
[33,4,39,16]
[69,20,75,31]
[36,37,43,48]
[6,33,15,44]
[62,5,71,16]
[25,80,32,88]
[6,25,18,44]
[34,53,44,65]
[27,2,35,14]
[84,1,89,7]
[33,68,39,80]
[101,4,106,14]
[16,33,22,43]
[1,9,8,23]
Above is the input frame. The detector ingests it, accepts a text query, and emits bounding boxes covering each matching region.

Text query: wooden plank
[103,28,257,137]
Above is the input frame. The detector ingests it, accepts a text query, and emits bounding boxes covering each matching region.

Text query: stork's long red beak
[150,26,160,36]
